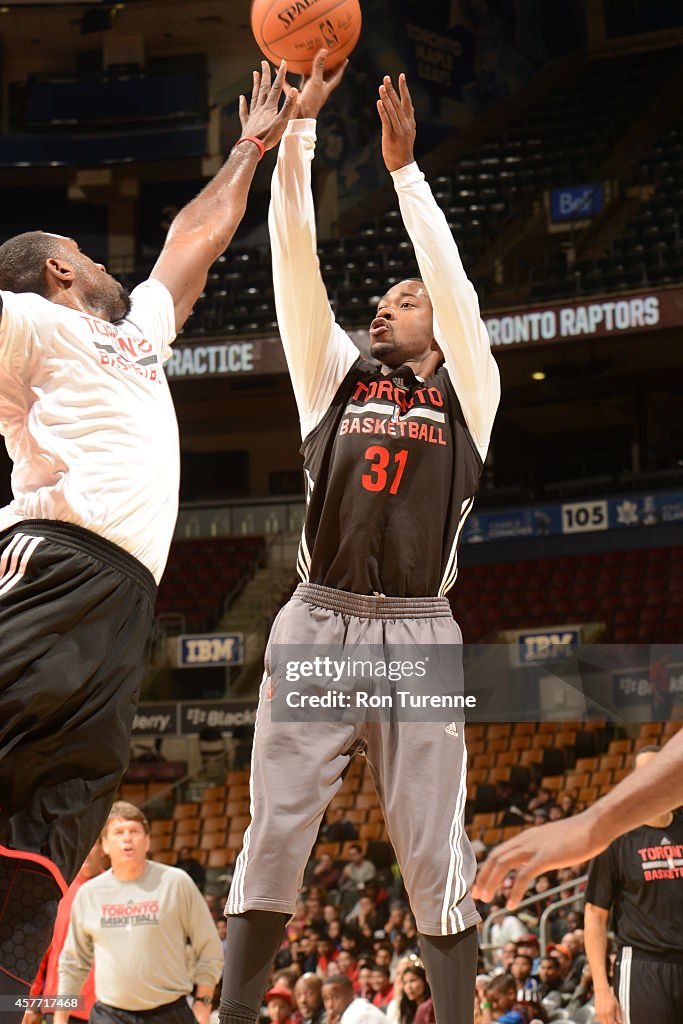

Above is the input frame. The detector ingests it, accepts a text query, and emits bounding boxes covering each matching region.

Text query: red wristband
[235,135,265,160]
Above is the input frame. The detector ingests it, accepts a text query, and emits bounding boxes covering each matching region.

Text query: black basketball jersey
[297,357,483,597]
[585,812,683,954]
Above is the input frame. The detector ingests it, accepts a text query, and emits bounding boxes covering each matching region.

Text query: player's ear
[45,256,76,287]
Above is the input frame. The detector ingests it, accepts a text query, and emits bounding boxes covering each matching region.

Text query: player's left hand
[238,60,299,152]
[377,74,416,172]
[284,48,348,120]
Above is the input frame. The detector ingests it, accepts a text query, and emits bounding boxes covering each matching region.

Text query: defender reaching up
[0,62,297,1015]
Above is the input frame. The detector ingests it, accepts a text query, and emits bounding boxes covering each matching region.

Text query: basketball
[250,0,362,76]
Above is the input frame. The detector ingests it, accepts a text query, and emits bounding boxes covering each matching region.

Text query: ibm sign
[516,628,581,665]
[177,634,243,667]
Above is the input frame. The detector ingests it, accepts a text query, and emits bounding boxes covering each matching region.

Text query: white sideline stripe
[227,671,267,913]
[618,947,632,1024]
[441,737,468,933]
[296,471,314,582]
[438,497,474,597]
[0,533,30,583]
[0,534,43,596]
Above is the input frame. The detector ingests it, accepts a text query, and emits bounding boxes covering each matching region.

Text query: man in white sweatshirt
[55,802,223,1024]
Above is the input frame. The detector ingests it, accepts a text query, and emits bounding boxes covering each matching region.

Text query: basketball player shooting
[0,62,297,1015]
[219,53,500,1024]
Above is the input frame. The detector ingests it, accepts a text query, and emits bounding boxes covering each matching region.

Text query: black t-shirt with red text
[585,812,683,953]
[298,358,482,598]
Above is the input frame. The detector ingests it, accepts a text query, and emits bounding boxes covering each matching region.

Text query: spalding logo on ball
[251,0,362,75]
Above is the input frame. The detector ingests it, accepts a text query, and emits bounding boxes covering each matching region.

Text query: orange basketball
[251,0,362,76]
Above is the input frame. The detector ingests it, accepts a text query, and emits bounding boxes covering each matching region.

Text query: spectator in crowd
[323,904,342,929]
[335,951,359,990]
[176,844,207,891]
[217,918,228,957]
[385,958,412,1023]
[547,944,575,994]
[22,841,108,1024]
[527,875,555,921]
[322,809,359,843]
[557,932,587,988]
[564,962,594,1015]
[489,906,527,952]
[356,964,374,1001]
[402,913,418,947]
[492,942,518,975]
[315,934,338,976]
[384,901,408,936]
[516,935,541,974]
[327,919,343,948]
[369,964,394,1011]
[399,965,432,1024]
[54,801,223,1024]
[310,853,342,893]
[273,969,300,991]
[205,892,221,922]
[479,974,540,1024]
[321,975,386,1024]
[339,846,376,901]
[536,958,562,1001]
[293,973,326,1024]
[556,793,576,817]
[389,931,412,971]
[266,987,294,1024]
[374,944,393,970]
[510,955,539,1002]
[345,893,381,933]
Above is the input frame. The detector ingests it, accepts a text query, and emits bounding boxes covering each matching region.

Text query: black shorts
[90,997,195,1024]
[0,519,157,990]
[614,947,683,1024]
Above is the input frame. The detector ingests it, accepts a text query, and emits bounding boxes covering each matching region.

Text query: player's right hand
[594,986,623,1024]
[238,60,299,152]
[286,49,348,120]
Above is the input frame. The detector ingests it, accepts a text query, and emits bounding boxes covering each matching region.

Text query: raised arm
[151,61,298,333]
[269,51,358,438]
[377,75,500,459]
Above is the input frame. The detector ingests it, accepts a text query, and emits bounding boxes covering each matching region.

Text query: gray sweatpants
[226,583,480,936]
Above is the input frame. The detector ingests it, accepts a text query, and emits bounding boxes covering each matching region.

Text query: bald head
[295,973,323,1016]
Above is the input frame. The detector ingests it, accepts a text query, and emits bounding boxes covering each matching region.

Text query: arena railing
[480,873,588,969]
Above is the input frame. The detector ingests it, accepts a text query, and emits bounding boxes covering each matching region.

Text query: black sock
[419,925,478,1023]
[218,910,289,1024]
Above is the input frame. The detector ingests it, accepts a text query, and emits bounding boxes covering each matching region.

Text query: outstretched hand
[285,49,348,120]
[377,73,416,172]
[471,814,601,908]
[238,60,299,152]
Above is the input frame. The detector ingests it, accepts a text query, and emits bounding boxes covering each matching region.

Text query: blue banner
[462,490,683,546]
[550,182,603,222]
